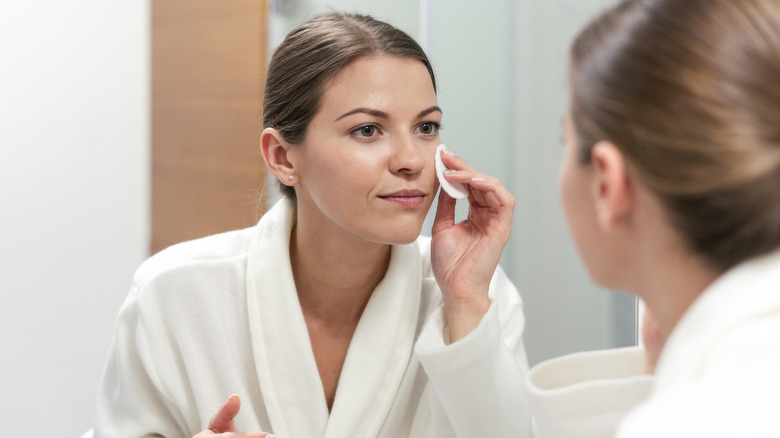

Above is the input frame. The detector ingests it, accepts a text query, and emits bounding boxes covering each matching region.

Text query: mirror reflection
[3,1,638,436]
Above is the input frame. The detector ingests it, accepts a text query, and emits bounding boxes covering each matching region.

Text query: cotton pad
[435,144,469,200]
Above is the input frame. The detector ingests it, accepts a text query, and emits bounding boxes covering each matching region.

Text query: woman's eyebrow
[336,108,388,121]
[335,105,442,121]
[417,106,442,118]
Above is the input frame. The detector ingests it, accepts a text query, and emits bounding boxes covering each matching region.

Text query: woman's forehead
[317,55,438,118]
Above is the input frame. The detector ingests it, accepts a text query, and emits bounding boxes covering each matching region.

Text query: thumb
[432,188,456,235]
[208,394,241,433]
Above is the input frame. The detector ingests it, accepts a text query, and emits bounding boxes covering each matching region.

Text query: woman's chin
[380,224,425,246]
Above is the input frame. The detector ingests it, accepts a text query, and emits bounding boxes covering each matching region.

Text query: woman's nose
[389,136,426,175]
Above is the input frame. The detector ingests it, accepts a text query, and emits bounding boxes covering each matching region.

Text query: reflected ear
[261,128,296,186]
[590,141,633,231]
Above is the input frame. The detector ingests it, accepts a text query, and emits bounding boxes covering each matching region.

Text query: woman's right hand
[641,308,666,374]
[193,394,276,438]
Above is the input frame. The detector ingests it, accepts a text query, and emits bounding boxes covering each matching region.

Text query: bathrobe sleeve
[414,267,533,438]
[527,347,653,438]
[92,278,195,438]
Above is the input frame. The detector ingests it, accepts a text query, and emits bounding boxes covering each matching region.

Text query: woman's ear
[590,141,633,231]
[261,127,296,187]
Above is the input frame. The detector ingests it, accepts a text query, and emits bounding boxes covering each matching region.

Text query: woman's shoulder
[132,225,257,293]
[114,226,262,356]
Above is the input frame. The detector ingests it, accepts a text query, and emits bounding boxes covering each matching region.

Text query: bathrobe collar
[656,248,780,387]
[246,199,423,437]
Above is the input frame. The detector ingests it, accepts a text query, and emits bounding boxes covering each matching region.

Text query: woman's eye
[352,125,378,137]
[416,122,441,136]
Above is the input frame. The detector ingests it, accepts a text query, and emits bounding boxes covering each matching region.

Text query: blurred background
[0,0,631,435]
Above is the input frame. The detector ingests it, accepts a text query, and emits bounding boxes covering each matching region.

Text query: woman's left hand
[430,149,515,342]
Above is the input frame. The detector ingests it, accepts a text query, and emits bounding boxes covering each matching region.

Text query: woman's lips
[379,190,426,208]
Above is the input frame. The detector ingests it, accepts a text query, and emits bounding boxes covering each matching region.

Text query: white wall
[0,2,149,436]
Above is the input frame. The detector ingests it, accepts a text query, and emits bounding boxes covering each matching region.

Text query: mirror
[269,0,634,365]
[5,2,639,435]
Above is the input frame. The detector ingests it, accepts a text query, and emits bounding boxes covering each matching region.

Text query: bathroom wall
[507,0,633,362]
[0,2,150,435]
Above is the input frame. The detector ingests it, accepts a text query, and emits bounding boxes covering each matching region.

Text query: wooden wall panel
[152,0,267,253]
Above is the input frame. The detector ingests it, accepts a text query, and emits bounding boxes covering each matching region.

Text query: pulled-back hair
[570,0,780,271]
[263,12,436,200]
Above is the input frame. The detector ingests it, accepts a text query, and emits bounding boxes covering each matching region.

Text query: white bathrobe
[92,198,531,438]
[528,248,780,438]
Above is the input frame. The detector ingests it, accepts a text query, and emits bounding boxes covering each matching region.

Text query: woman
[529,0,780,436]
[90,12,531,438]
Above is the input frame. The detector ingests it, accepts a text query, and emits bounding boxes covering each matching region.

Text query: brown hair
[569,0,780,271]
[263,12,436,200]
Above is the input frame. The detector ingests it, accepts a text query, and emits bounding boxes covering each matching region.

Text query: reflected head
[569,0,780,271]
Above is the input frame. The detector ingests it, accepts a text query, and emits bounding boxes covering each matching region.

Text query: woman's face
[559,112,611,286]
[289,54,441,245]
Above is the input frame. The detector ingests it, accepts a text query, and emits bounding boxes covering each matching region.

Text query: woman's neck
[289,221,391,324]
[637,246,719,339]
[626,188,721,339]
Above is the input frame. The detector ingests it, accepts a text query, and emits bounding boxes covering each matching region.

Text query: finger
[193,431,277,438]
[467,177,515,231]
[441,170,503,200]
[432,187,456,234]
[437,153,515,219]
[440,170,486,207]
[439,148,476,172]
[468,180,490,208]
[641,308,666,374]
[208,394,241,433]
[467,176,514,210]
[641,310,665,348]
[485,190,502,211]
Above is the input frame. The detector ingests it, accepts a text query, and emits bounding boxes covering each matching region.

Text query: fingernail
[442,149,456,157]
[471,177,486,182]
